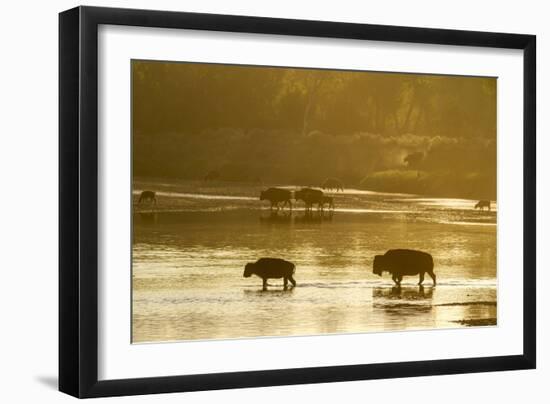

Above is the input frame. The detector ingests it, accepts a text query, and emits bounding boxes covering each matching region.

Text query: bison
[373,249,436,286]
[321,195,334,210]
[403,151,424,168]
[243,258,296,290]
[322,178,344,192]
[138,190,156,204]
[295,188,325,211]
[260,188,292,210]
[475,200,491,211]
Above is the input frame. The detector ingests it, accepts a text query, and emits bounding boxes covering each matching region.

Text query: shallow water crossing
[132,180,497,343]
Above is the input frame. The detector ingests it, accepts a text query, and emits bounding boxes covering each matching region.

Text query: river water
[132,179,497,343]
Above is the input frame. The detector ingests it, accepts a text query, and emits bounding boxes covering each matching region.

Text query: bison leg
[428,271,437,286]
[392,274,399,285]
[418,272,425,286]
[288,275,296,287]
[262,278,268,291]
[284,277,288,290]
[397,275,403,285]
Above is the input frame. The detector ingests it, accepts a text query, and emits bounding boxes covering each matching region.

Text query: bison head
[260,191,266,201]
[373,255,385,276]
[243,263,255,277]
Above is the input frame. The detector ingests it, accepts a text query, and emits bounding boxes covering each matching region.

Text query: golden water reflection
[132,199,496,342]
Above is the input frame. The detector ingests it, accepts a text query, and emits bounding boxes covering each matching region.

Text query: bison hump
[385,249,433,262]
[256,257,289,265]
[386,248,429,256]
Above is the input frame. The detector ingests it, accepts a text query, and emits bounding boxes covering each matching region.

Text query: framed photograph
[59,6,536,398]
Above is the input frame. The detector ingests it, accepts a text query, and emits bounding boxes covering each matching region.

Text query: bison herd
[253,187,439,291]
[244,249,437,290]
[135,183,484,292]
[260,187,335,212]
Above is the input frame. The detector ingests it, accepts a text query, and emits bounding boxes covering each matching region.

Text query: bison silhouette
[244,258,296,290]
[260,188,292,210]
[322,177,344,192]
[138,190,156,204]
[403,151,424,168]
[321,195,334,210]
[295,188,325,211]
[373,249,436,286]
[474,200,491,211]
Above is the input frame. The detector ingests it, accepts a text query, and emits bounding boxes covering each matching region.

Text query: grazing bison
[475,200,491,211]
[138,190,156,204]
[322,177,344,192]
[243,258,296,290]
[373,249,436,286]
[260,188,292,210]
[295,188,325,211]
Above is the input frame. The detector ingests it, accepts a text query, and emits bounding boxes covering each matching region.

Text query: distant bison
[138,190,156,204]
[373,249,436,286]
[321,195,334,210]
[322,178,344,192]
[260,188,292,210]
[295,188,325,211]
[404,151,424,168]
[475,200,491,211]
[244,258,296,290]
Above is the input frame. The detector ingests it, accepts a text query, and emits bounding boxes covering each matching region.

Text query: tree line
[133,61,496,199]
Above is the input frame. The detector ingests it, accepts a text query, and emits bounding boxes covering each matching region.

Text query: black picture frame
[59,5,536,398]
